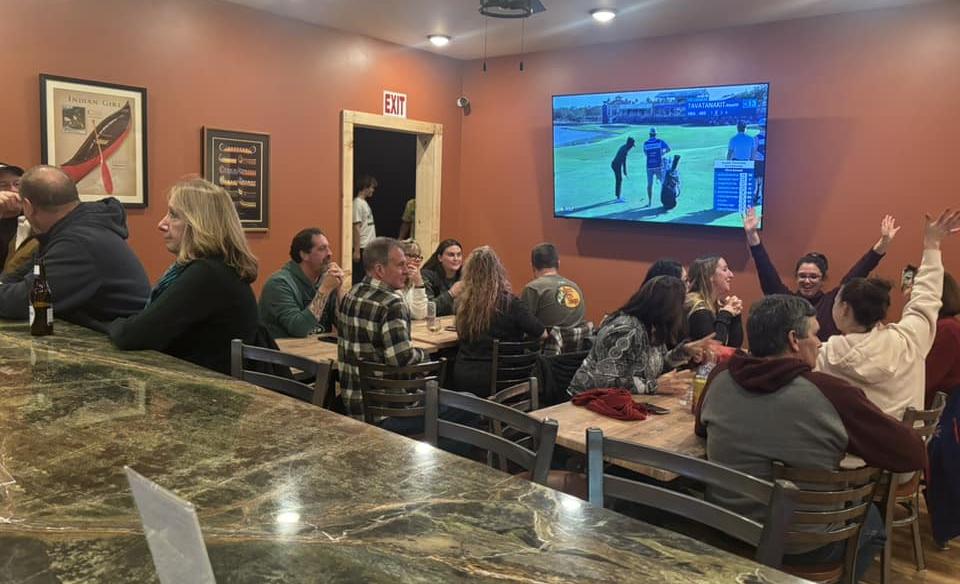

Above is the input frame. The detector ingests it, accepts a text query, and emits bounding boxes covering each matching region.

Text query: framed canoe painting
[202,128,270,231]
[40,74,148,208]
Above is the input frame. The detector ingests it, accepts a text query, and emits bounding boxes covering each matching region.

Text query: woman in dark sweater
[108,178,259,374]
[421,238,463,316]
[685,256,743,348]
[743,207,898,340]
[453,246,545,397]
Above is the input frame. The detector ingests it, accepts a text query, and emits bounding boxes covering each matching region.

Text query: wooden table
[533,392,706,482]
[0,320,804,583]
[276,315,458,364]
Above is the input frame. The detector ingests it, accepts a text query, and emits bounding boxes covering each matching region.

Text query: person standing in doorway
[352,175,378,281]
[610,137,635,203]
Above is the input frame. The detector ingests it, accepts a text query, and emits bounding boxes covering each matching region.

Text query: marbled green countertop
[0,321,805,583]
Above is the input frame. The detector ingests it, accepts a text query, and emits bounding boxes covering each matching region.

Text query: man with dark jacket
[0,165,150,327]
[696,294,925,581]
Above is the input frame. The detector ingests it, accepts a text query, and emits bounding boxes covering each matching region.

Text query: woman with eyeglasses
[398,239,427,320]
[743,208,899,340]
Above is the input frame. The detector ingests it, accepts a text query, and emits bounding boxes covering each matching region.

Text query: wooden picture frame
[202,128,270,231]
[40,74,148,208]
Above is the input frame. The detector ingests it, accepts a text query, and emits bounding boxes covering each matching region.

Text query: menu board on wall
[202,128,270,230]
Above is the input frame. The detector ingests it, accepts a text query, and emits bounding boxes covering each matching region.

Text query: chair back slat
[772,461,882,581]
[358,359,446,425]
[586,428,797,569]
[490,339,542,395]
[904,391,947,443]
[424,381,558,484]
[230,339,333,407]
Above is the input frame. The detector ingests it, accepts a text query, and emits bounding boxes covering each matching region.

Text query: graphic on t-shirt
[556,285,582,309]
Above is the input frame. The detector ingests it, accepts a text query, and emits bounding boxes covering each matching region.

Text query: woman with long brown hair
[453,246,545,396]
[421,238,463,316]
[685,256,743,348]
[569,276,714,395]
[108,177,259,374]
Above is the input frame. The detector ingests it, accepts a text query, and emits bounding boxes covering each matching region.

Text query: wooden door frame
[341,110,442,285]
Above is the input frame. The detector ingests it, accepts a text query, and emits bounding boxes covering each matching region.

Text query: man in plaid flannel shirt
[337,237,426,419]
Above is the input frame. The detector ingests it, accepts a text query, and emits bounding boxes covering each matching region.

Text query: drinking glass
[426,301,440,333]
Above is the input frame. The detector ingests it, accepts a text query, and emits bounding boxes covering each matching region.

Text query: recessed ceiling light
[427,34,451,47]
[591,8,617,23]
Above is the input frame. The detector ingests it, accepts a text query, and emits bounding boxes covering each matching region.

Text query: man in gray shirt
[520,242,585,328]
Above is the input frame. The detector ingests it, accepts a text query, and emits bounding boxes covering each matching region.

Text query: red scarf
[572,389,648,421]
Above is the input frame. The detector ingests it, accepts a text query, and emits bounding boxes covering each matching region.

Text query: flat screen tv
[553,82,769,229]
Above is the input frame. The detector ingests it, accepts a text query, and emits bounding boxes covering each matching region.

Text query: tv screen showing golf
[553,82,769,229]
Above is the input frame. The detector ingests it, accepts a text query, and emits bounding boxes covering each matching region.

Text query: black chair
[357,359,447,434]
[490,338,542,396]
[424,380,558,485]
[878,391,948,583]
[586,428,797,569]
[539,349,590,405]
[772,462,883,584]
[230,339,334,407]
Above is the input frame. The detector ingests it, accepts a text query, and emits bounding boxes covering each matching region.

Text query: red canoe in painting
[61,103,132,193]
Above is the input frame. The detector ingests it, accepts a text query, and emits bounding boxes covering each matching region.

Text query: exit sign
[383,91,407,118]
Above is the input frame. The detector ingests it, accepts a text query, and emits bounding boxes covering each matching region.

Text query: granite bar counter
[0,321,806,583]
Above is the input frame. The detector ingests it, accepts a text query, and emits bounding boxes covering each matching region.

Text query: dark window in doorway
[354,127,417,241]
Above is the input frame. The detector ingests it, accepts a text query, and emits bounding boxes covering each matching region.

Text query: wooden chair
[424,380,558,485]
[586,428,797,569]
[230,339,334,407]
[486,377,539,471]
[773,462,883,584]
[490,338,542,396]
[357,359,447,433]
[878,391,948,583]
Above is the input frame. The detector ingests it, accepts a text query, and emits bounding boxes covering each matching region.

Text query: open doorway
[353,127,416,243]
[340,110,443,286]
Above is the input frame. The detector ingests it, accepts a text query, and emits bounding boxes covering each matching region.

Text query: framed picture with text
[202,128,270,231]
[40,74,148,208]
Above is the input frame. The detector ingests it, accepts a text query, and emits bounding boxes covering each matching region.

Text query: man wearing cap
[642,128,671,207]
[609,137,635,202]
[0,163,37,274]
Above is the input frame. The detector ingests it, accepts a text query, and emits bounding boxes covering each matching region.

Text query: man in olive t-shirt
[520,242,585,328]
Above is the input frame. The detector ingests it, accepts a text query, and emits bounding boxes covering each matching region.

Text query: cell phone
[641,402,670,415]
[444,325,457,332]
[317,335,338,344]
[901,265,918,292]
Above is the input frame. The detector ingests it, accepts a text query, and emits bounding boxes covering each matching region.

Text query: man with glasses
[0,163,27,271]
[259,227,344,339]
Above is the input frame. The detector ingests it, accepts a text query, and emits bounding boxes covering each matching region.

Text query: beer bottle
[29,257,53,336]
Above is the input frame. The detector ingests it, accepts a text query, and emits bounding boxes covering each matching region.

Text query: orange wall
[4,1,959,326]
[459,2,960,323]
[1,0,463,288]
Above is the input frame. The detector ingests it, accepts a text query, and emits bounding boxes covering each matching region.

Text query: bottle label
[34,264,40,276]
[29,306,35,326]
[47,307,54,324]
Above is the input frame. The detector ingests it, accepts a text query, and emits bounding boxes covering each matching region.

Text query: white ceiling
[222,0,938,60]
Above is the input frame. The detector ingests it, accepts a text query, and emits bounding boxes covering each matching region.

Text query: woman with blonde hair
[453,246,545,396]
[685,256,743,348]
[109,177,260,374]
[398,239,427,319]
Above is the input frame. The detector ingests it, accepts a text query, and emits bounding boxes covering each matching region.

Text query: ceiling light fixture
[427,34,451,47]
[591,8,617,23]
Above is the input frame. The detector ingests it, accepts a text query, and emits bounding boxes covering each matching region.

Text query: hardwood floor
[863,500,959,584]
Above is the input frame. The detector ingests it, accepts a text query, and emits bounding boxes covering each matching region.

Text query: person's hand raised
[923,209,960,250]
